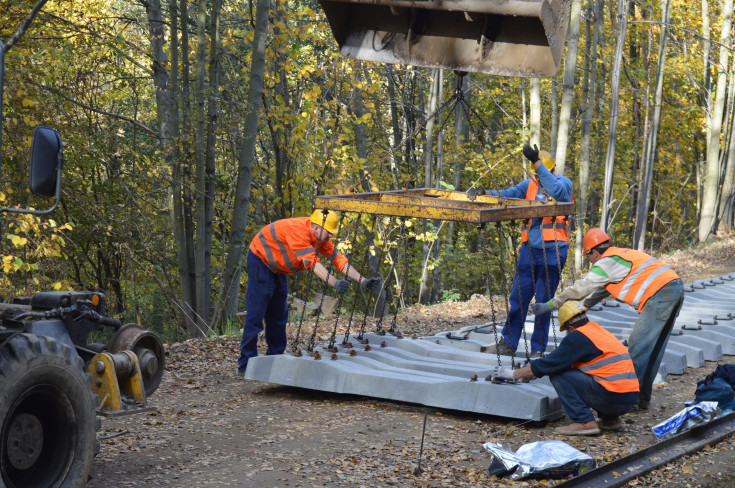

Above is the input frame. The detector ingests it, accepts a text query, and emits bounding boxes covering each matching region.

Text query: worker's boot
[554,421,600,436]
[493,337,516,356]
[598,417,624,431]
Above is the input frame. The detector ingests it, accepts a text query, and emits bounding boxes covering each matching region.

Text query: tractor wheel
[0,333,96,488]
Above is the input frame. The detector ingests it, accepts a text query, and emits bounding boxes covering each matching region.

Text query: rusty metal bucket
[319,0,573,77]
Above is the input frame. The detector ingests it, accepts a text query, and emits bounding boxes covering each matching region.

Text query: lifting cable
[375,218,405,336]
[480,223,503,366]
[305,211,345,353]
[388,218,409,337]
[356,215,380,343]
[494,221,516,365]
[326,212,360,351]
[340,213,372,347]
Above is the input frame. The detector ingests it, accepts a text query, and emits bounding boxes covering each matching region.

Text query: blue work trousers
[627,279,684,403]
[550,369,638,423]
[238,251,289,372]
[502,244,567,352]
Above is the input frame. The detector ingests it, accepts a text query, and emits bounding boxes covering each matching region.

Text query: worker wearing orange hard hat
[238,210,381,374]
[531,228,683,410]
[466,143,573,358]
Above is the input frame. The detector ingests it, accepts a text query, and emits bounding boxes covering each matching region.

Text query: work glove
[492,365,516,382]
[531,301,555,316]
[522,142,540,163]
[466,187,486,201]
[362,277,382,293]
[334,279,350,293]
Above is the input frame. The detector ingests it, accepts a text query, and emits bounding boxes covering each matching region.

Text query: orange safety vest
[521,178,570,243]
[249,217,348,275]
[602,247,679,313]
[572,322,640,394]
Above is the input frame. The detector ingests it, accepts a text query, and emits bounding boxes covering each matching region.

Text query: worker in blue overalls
[466,143,573,357]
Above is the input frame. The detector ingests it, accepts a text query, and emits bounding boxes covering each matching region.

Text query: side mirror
[29,126,63,197]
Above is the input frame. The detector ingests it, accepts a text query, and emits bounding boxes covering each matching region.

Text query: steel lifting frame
[314,188,576,223]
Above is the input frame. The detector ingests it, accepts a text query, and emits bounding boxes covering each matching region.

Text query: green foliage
[1,0,730,336]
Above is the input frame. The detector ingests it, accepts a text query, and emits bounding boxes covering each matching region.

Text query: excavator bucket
[319,0,573,77]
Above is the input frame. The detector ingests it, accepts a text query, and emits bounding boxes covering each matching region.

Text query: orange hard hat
[583,228,610,254]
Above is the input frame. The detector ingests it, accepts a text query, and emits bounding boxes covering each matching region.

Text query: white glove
[492,365,515,381]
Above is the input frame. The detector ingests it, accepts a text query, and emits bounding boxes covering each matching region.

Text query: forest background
[1,0,734,342]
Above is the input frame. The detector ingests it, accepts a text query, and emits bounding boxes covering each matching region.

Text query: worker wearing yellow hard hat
[532,228,683,411]
[511,300,639,436]
[465,142,573,359]
[238,209,382,374]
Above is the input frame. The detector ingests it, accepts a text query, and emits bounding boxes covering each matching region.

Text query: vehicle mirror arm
[0,164,62,215]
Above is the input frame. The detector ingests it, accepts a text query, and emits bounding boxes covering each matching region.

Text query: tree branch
[28,81,158,137]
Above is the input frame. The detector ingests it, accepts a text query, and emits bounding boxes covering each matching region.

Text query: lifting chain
[375,218,404,336]
[326,213,350,351]
[481,224,503,366]
[495,222,517,365]
[540,235,560,350]
[342,214,373,347]
[388,218,408,337]
[306,210,336,353]
[358,215,389,342]
[522,231,534,361]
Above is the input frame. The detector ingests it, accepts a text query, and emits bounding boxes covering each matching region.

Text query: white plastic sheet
[483,440,596,480]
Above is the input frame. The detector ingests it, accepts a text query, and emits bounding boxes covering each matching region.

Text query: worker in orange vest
[510,300,639,435]
[467,143,572,357]
[531,229,684,410]
[238,210,381,374]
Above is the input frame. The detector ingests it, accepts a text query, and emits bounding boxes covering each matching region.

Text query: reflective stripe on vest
[250,218,315,275]
[521,179,570,243]
[572,322,640,394]
[603,248,679,313]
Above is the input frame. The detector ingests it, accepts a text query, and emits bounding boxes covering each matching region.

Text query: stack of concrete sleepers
[243,273,735,421]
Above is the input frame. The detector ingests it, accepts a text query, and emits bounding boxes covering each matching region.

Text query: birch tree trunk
[700,0,733,242]
[214,0,269,327]
[575,0,601,272]
[554,0,583,174]
[721,88,735,232]
[449,72,470,240]
[633,0,671,250]
[529,78,541,147]
[419,69,441,304]
[600,0,631,231]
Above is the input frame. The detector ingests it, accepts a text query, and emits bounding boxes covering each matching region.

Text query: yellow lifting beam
[315,188,575,223]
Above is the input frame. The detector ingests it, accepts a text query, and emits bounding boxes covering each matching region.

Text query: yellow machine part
[87,351,147,412]
[315,189,575,223]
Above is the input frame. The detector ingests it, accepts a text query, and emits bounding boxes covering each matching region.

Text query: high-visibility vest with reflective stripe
[521,178,570,243]
[602,247,679,313]
[249,217,348,275]
[572,322,640,394]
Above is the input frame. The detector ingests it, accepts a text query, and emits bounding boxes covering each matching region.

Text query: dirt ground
[88,234,735,487]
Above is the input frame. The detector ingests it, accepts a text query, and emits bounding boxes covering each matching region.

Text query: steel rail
[556,412,735,488]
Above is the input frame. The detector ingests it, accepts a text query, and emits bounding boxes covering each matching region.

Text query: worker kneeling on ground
[532,228,683,411]
[511,300,639,436]
[237,209,381,374]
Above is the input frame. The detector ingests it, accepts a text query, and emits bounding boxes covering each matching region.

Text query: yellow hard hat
[310,209,340,235]
[558,300,587,331]
[530,150,555,174]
